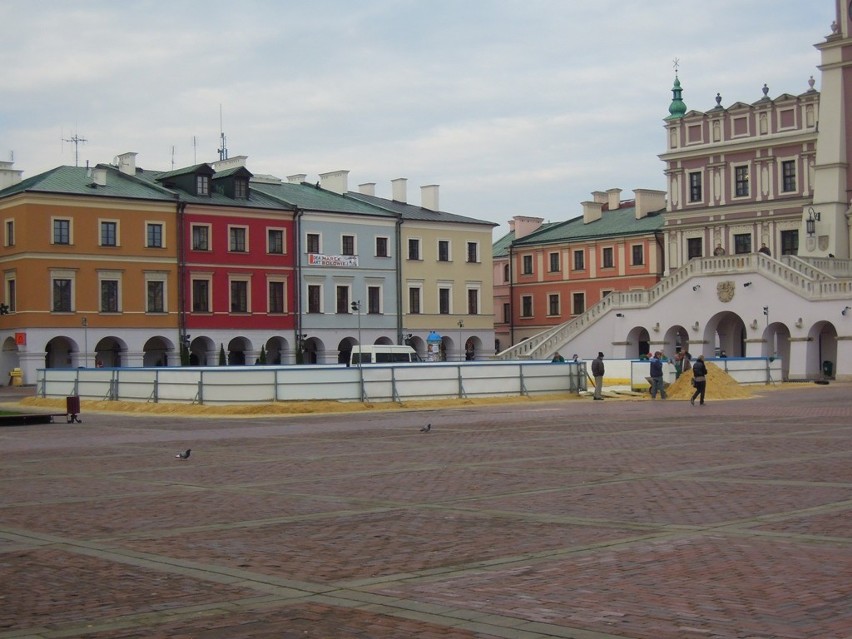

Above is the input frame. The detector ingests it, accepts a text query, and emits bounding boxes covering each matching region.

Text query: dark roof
[512,205,665,246]
[250,180,398,217]
[347,191,497,227]
[0,165,177,201]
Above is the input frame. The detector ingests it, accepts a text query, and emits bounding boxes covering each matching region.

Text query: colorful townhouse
[349,179,497,361]
[0,157,180,381]
[499,189,666,346]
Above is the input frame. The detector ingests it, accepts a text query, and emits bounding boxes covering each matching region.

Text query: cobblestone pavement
[1,384,851,638]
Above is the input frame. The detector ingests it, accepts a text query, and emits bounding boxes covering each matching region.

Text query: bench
[0,413,79,426]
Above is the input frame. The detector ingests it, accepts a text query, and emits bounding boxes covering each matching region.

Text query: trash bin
[66,395,81,423]
[822,360,833,377]
[8,368,22,386]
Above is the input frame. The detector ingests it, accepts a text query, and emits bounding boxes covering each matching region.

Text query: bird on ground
[420,423,431,433]
[176,449,191,459]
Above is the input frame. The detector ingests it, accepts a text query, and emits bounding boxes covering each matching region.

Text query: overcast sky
[0,1,832,237]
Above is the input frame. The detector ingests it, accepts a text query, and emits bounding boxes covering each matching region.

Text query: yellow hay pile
[664,362,753,401]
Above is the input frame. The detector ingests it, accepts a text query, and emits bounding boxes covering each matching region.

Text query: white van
[349,345,422,366]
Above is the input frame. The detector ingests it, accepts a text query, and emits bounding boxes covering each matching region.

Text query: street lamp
[351,300,365,401]
[457,319,464,361]
[81,316,88,368]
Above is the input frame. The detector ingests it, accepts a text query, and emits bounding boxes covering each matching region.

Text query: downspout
[176,199,188,358]
[654,230,666,277]
[395,213,403,344]
[508,243,515,347]
[294,207,304,357]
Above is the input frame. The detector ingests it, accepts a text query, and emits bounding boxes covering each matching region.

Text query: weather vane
[673,58,680,75]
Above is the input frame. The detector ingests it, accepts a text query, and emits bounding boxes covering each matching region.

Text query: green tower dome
[667,76,687,120]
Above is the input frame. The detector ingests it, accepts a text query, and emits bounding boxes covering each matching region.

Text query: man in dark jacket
[690,355,708,405]
[649,351,667,400]
[591,352,605,400]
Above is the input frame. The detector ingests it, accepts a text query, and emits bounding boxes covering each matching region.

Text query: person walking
[649,351,667,400]
[591,352,605,400]
[690,355,708,405]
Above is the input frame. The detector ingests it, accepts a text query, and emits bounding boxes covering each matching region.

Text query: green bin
[822,360,833,377]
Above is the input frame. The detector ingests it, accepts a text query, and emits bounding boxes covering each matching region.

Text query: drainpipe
[294,207,304,357]
[176,200,188,357]
[395,213,403,344]
[654,231,666,277]
[508,244,515,347]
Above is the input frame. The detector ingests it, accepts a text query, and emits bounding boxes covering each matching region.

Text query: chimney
[318,170,349,194]
[606,188,623,211]
[592,191,608,204]
[0,160,23,189]
[391,177,408,203]
[92,167,108,187]
[582,200,604,224]
[511,215,544,239]
[358,182,376,196]
[421,184,439,210]
[116,152,137,176]
[211,155,248,172]
[287,174,307,184]
[633,188,667,219]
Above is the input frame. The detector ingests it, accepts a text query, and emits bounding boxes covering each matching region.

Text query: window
[229,227,247,252]
[735,166,749,197]
[191,225,209,251]
[549,252,560,272]
[268,229,284,255]
[438,288,451,314]
[689,172,702,202]
[146,223,163,248]
[503,263,510,283]
[268,281,285,314]
[466,242,479,263]
[602,247,614,268]
[100,280,119,312]
[734,233,752,254]
[368,286,381,314]
[687,237,703,260]
[780,229,798,256]
[230,280,248,312]
[409,287,421,314]
[196,175,209,196]
[234,178,248,199]
[100,221,117,247]
[306,233,320,254]
[782,160,796,192]
[336,285,350,314]
[5,220,14,246]
[548,294,560,316]
[53,219,71,245]
[6,278,16,313]
[573,250,585,271]
[53,278,72,312]
[632,244,644,266]
[467,289,479,315]
[522,255,533,275]
[192,279,210,312]
[572,292,585,315]
[408,238,421,260]
[147,281,165,313]
[342,235,355,256]
[438,240,450,262]
[502,303,510,323]
[375,237,389,258]
[521,295,533,318]
[307,284,321,313]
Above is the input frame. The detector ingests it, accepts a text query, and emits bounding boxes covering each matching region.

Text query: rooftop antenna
[62,130,88,167]
[192,136,197,164]
[171,145,175,170]
[217,104,228,161]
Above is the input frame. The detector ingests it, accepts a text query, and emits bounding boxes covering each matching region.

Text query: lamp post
[81,316,88,368]
[351,300,365,401]
[457,319,464,361]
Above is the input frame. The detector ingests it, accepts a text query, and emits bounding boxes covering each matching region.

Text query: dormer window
[196,175,210,196]
[234,178,248,199]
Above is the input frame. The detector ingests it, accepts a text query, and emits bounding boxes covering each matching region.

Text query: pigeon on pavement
[176,449,191,459]
[420,423,431,433]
